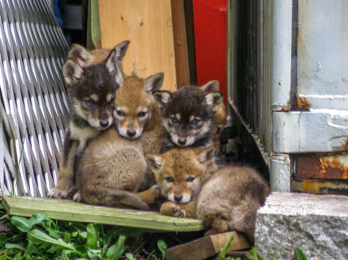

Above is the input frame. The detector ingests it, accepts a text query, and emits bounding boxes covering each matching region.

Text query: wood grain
[3,196,204,232]
[165,231,251,260]
[98,0,177,91]
[170,0,190,88]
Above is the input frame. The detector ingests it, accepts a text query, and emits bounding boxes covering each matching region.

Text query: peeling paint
[341,137,348,151]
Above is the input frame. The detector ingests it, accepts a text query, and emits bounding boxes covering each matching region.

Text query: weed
[0,205,167,260]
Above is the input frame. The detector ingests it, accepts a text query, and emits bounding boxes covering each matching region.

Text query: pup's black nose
[127,129,136,137]
[178,138,187,145]
[174,195,182,202]
[100,121,109,127]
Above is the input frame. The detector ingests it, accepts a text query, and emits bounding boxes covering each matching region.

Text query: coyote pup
[75,73,164,208]
[146,146,218,217]
[197,166,270,243]
[153,81,225,153]
[48,41,129,199]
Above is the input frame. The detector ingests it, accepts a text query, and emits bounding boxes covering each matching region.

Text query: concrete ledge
[255,192,348,260]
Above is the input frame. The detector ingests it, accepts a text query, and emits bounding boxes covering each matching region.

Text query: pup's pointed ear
[62,59,83,85]
[196,146,215,165]
[153,90,172,109]
[205,91,223,112]
[105,50,124,87]
[67,44,94,67]
[145,154,164,177]
[144,73,164,93]
[113,40,130,68]
[202,80,219,93]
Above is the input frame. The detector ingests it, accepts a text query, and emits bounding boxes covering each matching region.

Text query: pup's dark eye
[85,98,94,107]
[191,119,200,124]
[186,177,195,182]
[165,177,173,182]
[116,110,125,116]
[171,116,178,123]
[109,97,115,104]
[138,111,147,117]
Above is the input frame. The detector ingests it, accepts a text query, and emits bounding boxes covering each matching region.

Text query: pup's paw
[73,191,82,202]
[151,184,161,199]
[47,189,68,199]
[160,202,186,218]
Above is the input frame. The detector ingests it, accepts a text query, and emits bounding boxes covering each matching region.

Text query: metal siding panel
[273,111,348,153]
[297,0,348,110]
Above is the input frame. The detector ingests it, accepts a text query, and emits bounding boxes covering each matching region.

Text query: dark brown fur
[48,41,129,199]
[153,81,225,153]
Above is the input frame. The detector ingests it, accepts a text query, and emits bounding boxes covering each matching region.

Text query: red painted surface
[193,0,227,104]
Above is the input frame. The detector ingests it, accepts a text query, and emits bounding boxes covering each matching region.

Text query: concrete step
[255,192,348,260]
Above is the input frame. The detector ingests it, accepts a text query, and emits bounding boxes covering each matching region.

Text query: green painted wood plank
[2,196,204,232]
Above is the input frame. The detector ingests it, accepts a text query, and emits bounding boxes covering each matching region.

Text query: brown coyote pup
[146,146,218,217]
[48,41,129,199]
[74,73,164,209]
[147,146,269,243]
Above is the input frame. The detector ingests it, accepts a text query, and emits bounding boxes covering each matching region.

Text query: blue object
[54,0,63,29]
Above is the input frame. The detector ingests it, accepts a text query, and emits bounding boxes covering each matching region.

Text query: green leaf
[27,229,76,251]
[272,244,281,260]
[5,243,26,251]
[0,213,9,220]
[87,224,98,249]
[106,236,126,260]
[79,231,87,239]
[88,249,102,260]
[13,252,22,260]
[61,249,69,260]
[28,213,49,227]
[63,232,71,243]
[126,253,137,260]
[11,216,32,232]
[157,240,167,260]
[219,233,235,260]
[246,246,264,260]
[295,247,307,260]
[24,240,34,257]
[47,244,63,254]
[0,254,8,260]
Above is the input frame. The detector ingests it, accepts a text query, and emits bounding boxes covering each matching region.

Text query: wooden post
[98,0,178,91]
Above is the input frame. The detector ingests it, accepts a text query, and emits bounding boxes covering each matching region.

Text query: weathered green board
[2,196,204,232]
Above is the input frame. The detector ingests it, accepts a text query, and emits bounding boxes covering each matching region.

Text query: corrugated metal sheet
[0,0,69,197]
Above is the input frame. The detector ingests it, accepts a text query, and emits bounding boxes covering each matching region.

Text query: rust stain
[296,96,311,109]
[319,156,348,179]
[296,154,348,180]
[291,180,347,194]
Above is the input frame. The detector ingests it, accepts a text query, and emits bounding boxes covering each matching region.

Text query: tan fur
[74,73,165,208]
[113,74,164,155]
[196,166,270,243]
[146,147,217,218]
[76,127,151,209]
